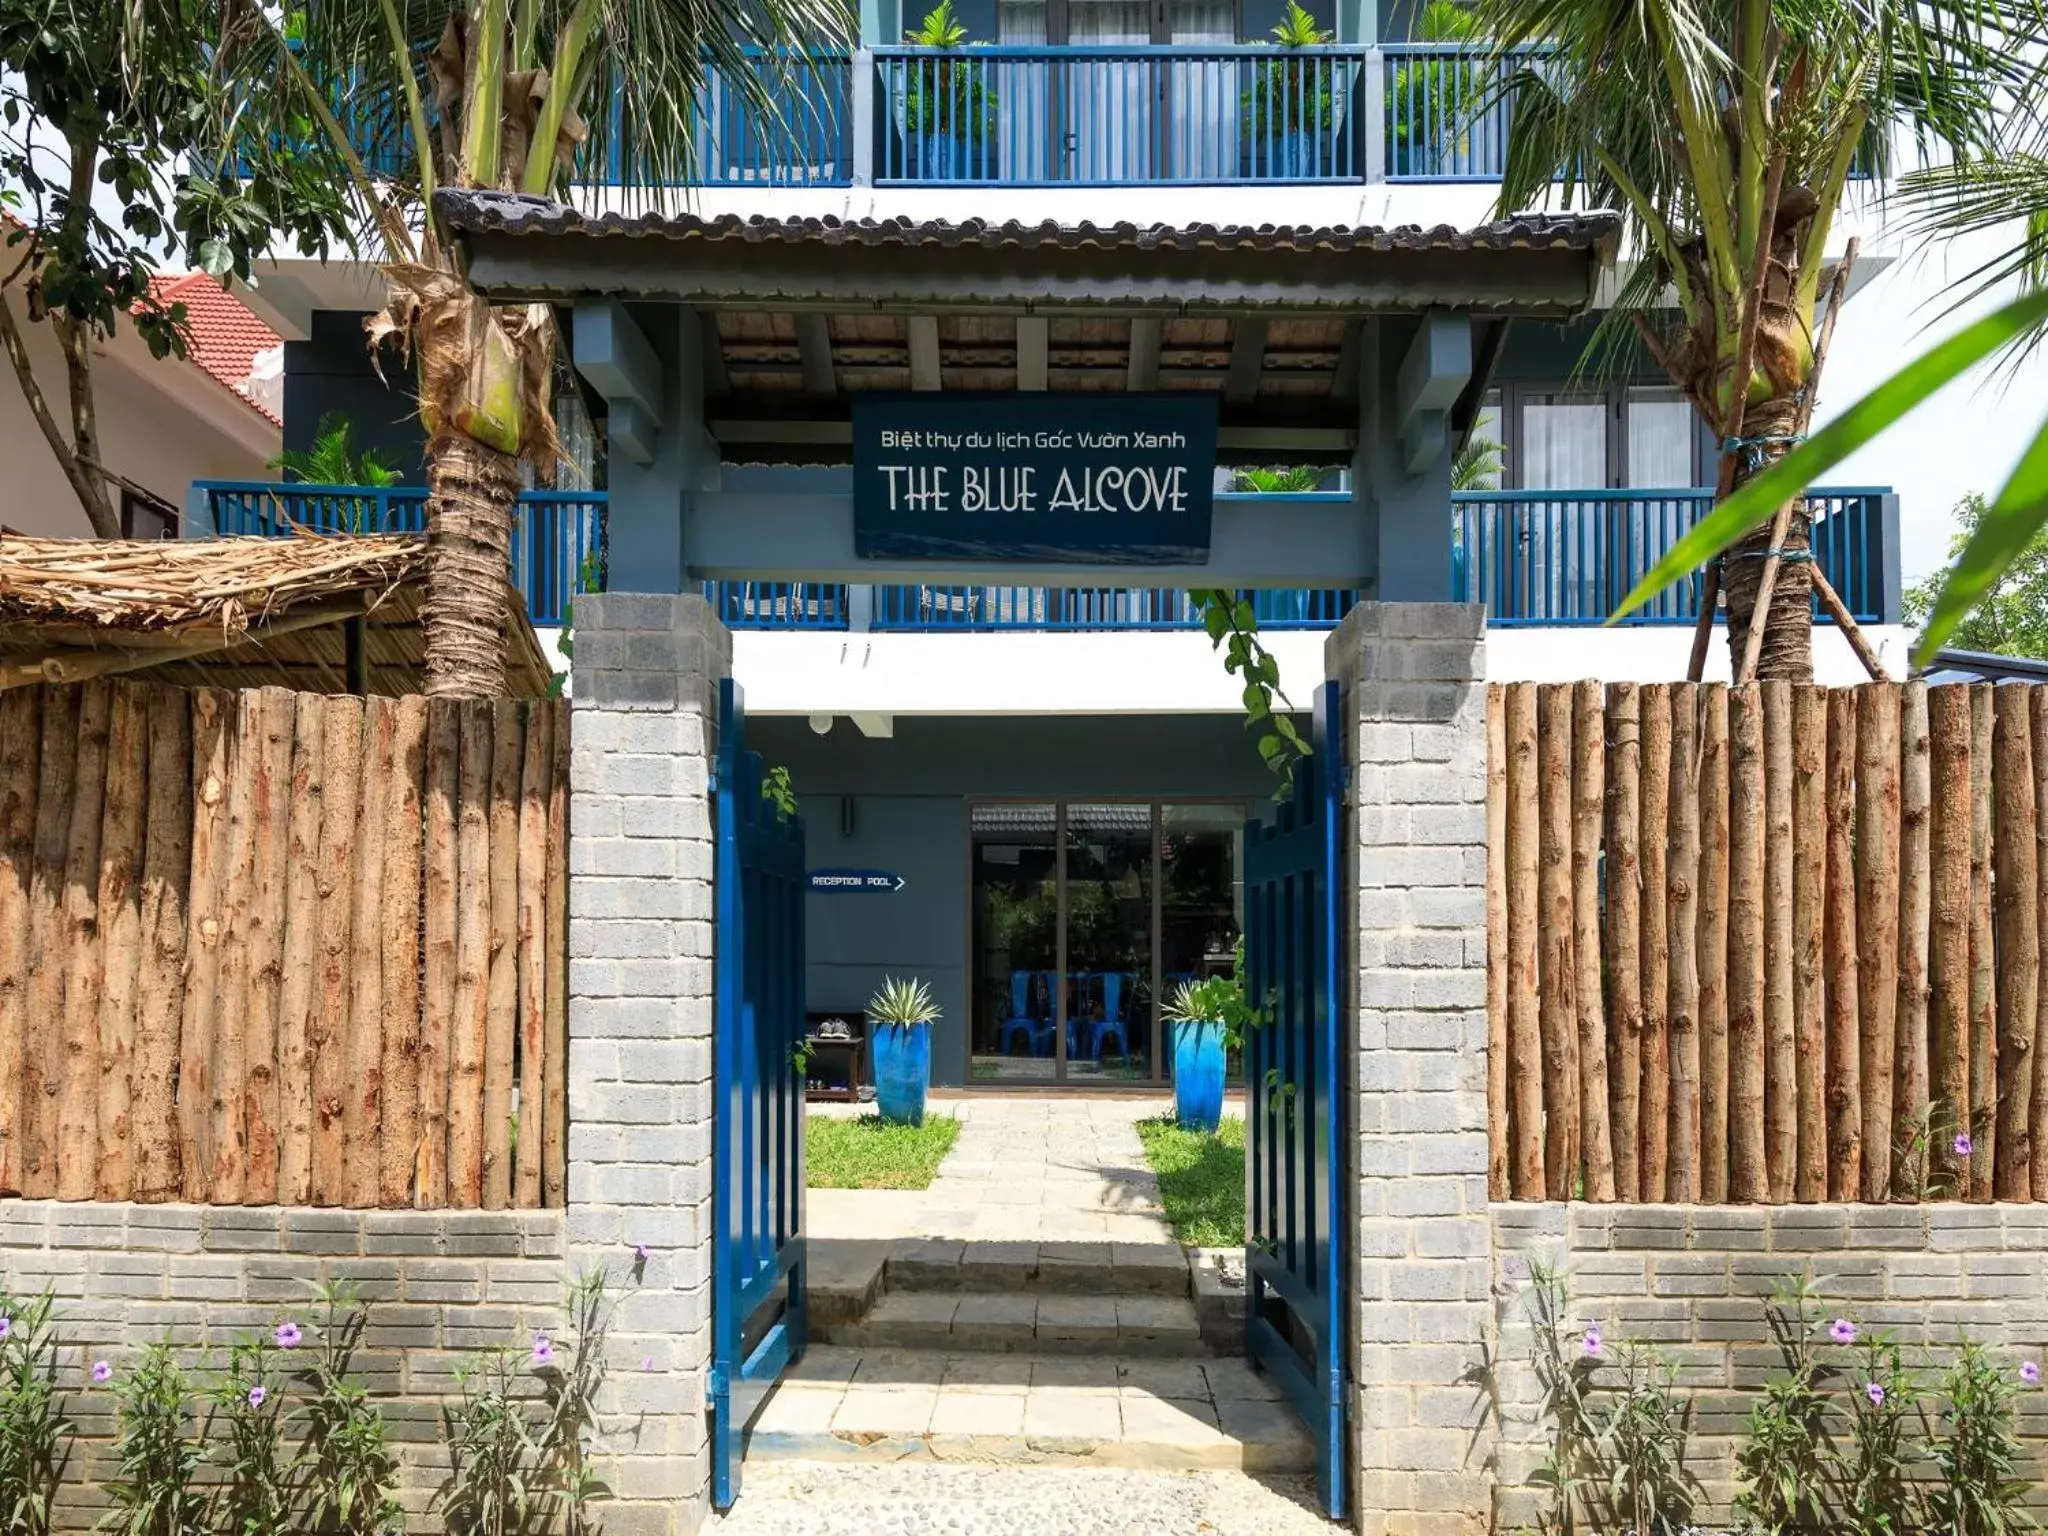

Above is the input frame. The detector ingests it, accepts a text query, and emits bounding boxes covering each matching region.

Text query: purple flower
[2023,1361,2041,1386]
[1866,1382,1887,1407]
[1955,1132,1975,1158]
[1583,1325,1603,1358]
[91,1361,112,1384]
[247,1385,267,1409]
[0,1315,12,1343]
[1830,1318,1859,1345]
[532,1332,554,1366]
[274,1322,301,1349]
[633,1242,650,1263]
[641,1356,655,1372]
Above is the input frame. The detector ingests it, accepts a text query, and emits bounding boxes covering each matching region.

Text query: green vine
[1190,590,1308,794]
[761,765,797,819]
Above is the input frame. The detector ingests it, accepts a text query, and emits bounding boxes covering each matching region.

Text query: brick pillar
[1325,602,1493,1536]
[568,593,731,1536]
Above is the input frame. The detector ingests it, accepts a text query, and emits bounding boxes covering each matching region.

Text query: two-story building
[203,13,1907,1092]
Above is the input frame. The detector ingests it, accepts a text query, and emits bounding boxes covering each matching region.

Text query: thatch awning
[0,535,555,696]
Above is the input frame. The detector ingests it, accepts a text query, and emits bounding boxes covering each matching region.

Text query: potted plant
[1161,961,1261,1135]
[899,0,997,180]
[1386,0,1487,177]
[1242,2,1336,178]
[868,976,941,1127]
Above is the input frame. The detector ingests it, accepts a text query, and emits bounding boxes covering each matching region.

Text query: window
[121,492,177,540]
[1489,382,1705,490]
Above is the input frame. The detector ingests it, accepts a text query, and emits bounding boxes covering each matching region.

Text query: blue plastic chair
[1000,970,1039,1056]
[1094,972,1130,1062]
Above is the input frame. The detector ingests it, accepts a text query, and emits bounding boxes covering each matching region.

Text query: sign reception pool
[852,395,1219,564]
[808,869,906,893]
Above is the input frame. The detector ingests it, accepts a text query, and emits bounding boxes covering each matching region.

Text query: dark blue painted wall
[282,311,426,480]
[753,712,1275,1085]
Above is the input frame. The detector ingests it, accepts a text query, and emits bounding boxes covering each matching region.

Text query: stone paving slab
[711,1462,1335,1535]
[743,1346,1312,1474]
[819,1290,1205,1356]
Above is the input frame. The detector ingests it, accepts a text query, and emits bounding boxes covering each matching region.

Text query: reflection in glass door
[970,801,1244,1085]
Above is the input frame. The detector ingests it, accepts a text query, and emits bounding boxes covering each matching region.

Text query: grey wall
[753,713,1276,1085]
[282,311,425,479]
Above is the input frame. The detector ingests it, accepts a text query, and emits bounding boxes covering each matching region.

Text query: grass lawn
[807,1114,961,1190]
[1135,1114,1246,1248]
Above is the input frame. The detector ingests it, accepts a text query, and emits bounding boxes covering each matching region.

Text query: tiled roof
[432,189,1623,257]
[144,273,281,425]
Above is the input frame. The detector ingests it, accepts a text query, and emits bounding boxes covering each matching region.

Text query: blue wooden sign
[808,868,905,893]
[851,394,1219,563]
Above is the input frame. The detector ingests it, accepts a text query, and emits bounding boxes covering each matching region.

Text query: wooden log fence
[0,682,568,1208]
[1489,678,2048,1203]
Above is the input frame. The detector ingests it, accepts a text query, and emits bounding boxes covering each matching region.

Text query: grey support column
[1325,602,1492,1536]
[568,592,733,1536]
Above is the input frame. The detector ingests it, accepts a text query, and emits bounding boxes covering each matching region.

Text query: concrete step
[743,1346,1314,1474]
[887,1238,1191,1297]
[816,1290,1207,1357]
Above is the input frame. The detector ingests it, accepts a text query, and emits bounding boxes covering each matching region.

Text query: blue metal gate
[711,679,808,1509]
[1243,679,1348,1519]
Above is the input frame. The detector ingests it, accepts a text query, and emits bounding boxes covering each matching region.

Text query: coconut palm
[265,0,853,696]
[1477,0,2025,678]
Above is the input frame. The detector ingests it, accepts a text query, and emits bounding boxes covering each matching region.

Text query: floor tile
[786,1345,862,1385]
[753,1384,844,1435]
[1114,1359,1211,1399]
[930,1387,1027,1435]
[1203,1358,1284,1402]
[1029,1357,1120,1392]
[941,1354,1035,1391]
[1119,1394,1225,1445]
[833,1386,939,1436]
[1022,1390,1122,1442]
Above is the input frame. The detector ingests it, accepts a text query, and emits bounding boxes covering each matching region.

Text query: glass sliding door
[1063,804,1154,1081]
[969,804,1060,1082]
[968,799,1244,1085]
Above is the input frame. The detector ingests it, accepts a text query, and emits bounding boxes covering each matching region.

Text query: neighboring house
[0,266,280,539]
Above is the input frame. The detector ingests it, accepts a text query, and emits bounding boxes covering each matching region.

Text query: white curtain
[1169,0,1236,179]
[997,0,1053,180]
[1066,0,1154,179]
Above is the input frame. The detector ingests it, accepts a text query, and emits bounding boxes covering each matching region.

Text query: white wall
[0,290,275,538]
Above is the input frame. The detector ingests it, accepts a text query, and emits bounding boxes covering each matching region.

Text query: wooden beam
[1127,316,1162,392]
[696,309,730,397]
[796,312,837,396]
[0,600,378,693]
[1330,319,1362,404]
[1016,317,1049,391]
[907,316,942,392]
[1225,318,1269,405]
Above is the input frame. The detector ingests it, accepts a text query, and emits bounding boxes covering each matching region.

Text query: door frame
[963,795,1250,1088]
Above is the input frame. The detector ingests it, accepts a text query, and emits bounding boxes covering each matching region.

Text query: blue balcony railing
[1383,45,1534,182]
[873,45,1371,185]
[197,482,606,629]
[603,50,854,187]
[868,586,1360,630]
[1452,487,1891,627]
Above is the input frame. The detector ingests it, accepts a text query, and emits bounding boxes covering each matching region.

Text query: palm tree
[267,1,852,696]
[1476,0,2022,679]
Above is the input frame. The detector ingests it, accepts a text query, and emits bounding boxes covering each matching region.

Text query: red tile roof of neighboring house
[144,273,281,426]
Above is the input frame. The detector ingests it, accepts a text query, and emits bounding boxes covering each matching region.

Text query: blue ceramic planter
[1171,1019,1226,1135]
[871,1021,932,1127]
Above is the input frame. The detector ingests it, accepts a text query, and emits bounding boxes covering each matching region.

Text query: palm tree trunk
[1719,396,1815,681]
[424,436,518,698]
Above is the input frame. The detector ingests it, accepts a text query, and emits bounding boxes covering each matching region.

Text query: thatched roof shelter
[0,534,555,696]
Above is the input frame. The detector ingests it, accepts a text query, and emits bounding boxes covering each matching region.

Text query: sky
[1814,221,2048,588]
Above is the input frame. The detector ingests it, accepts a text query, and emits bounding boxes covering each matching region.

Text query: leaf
[1913,413,2048,664]
[1608,287,2048,624]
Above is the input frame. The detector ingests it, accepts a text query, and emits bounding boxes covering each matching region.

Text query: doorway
[967,800,1245,1084]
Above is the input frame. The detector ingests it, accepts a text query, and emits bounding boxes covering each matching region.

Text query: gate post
[568,593,732,1536]
[1325,602,1493,1536]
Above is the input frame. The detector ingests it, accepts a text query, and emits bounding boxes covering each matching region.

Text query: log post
[483,700,523,1211]
[1896,680,1933,1199]
[543,701,570,1208]
[1858,683,1901,1200]
[55,681,113,1200]
[1666,683,1703,1201]
[1486,685,1510,1200]
[1824,689,1862,1200]
[1968,686,1996,1199]
[381,696,428,1208]
[310,696,362,1206]
[1729,684,1769,1202]
[1929,684,1973,1197]
[239,689,295,1206]
[420,699,461,1208]
[177,689,230,1204]
[0,688,36,1196]
[1571,680,1614,1201]
[208,694,261,1205]
[130,689,190,1202]
[1791,685,1827,1202]
[1995,684,2039,1200]
[92,684,148,1201]
[345,698,393,1208]
[1640,685,1673,1199]
[1505,683,1544,1198]
[1605,683,1644,1200]
[1698,684,1732,1201]
[1760,680,1796,1202]
[515,703,552,1208]
[450,700,493,1207]
[22,687,81,1199]
[275,695,324,1205]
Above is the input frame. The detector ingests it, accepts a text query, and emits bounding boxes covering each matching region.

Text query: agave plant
[867,976,940,1027]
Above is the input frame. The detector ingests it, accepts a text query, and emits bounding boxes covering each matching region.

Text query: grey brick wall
[1326,602,1492,1536]
[568,592,731,1536]
[1492,1204,2048,1528]
[0,1201,564,1530]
